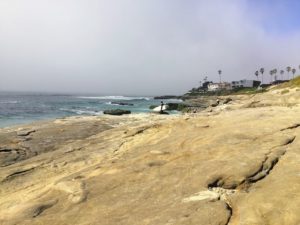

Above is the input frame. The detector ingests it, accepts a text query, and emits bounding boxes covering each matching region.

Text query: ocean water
[0,92,181,128]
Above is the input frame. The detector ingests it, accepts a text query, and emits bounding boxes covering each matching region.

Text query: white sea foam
[105,101,133,106]
[0,101,20,104]
[77,96,151,101]
[106,102,118,105]
[59,108,103,116]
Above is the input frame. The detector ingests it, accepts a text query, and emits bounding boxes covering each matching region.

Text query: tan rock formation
[0,89,300,225]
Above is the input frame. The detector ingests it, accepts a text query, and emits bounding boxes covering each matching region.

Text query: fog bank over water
[1,0,300,95]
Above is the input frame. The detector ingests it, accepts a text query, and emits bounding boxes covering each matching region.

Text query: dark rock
[103,109,131,116]
[111,102,134,106]
[154,95,181,100]
[159,111,169,115]
[166,103,180,110]
[223,98,232,104]
[211,100,220,107]
[151,111,169,115]
[166,103,189,111]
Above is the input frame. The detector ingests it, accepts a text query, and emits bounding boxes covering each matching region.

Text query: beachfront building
[207,82,232,92]
[187,81,213,94]
[231,79,260,88]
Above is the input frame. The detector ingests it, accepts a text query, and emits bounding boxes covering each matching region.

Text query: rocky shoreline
[1,87,300,225]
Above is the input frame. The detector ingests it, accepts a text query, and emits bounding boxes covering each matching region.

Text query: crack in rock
[16,129,36,137]
[203,135,296,224]
[32,200,57,218]
[1,148,28,167]
[242,136,295,187]
[207,136,296,191]
[280,123,300,131]
[124,124,161,138]
[2,167,36,183]
[224,202,233,225]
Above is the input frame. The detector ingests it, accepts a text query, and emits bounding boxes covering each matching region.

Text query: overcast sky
[0,0,300,95]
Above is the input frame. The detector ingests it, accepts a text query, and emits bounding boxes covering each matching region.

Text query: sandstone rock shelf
[1,88,300,225]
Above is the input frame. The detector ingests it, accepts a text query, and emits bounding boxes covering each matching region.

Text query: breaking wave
[0,101,20,104]
[59,108,103,116]
[77,96,151,101]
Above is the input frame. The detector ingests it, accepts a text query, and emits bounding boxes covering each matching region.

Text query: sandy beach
[1,87,300,225]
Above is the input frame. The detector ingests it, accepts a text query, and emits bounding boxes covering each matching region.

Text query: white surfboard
[153,105,168,112]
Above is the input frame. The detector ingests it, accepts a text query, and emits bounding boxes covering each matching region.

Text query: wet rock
[154,95,180,99]
[166,103,189,111]
[111,102,134,106]
[103,109,131,116]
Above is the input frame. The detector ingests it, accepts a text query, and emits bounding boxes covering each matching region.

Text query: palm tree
[273,69,278,81]
[218,70,222,83]
[286,66,292,79]
[269,70,274,83]
[292,68,296,79]
[260,68,265,84]
[280,70,284,80]
[255,71,259,81]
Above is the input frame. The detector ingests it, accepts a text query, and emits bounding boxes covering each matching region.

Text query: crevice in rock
[205,135,296,224]
[0,148,14,153]
[124,124,161,138]
[207,178,238,190]
[1,148,29,167]
[32,200,58,218]
[244,154,282,185]
[280,123,300,131]
[224,202,233,225]
[63,147,83,154]
[243,136,296,186]
[124,127,148,137]
[208,178,226,189]
[2,167,36,182]
[208,135,296,191]
[17,129,36,137]
[282,136,296,145]
[114,141,126,153]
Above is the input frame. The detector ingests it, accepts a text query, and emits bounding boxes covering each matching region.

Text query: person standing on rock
[160,101,164,113]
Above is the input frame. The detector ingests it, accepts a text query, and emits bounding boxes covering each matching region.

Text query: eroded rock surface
[1,90,300,225]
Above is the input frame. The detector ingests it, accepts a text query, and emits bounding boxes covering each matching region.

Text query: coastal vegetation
[184,86,267,97]
[275,76,300,89]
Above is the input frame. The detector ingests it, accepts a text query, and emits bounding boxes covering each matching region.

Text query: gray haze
[1,0,300,95]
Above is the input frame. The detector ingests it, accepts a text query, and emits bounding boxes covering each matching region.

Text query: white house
[208,82,232,91]
[231,79,258,88]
